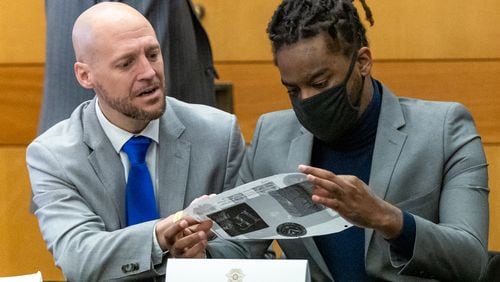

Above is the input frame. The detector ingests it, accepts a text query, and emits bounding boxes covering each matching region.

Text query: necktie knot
[122,136,152,165]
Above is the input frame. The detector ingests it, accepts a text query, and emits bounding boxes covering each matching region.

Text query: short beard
[95,82,166,122]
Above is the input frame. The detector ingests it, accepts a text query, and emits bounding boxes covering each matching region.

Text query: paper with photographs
[183,172,352,240]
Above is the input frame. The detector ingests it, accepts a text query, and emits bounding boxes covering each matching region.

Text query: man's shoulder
[398,96,459,108]
[380,83,469,122]
[167,96,234,119]
[165,97,237,130]
[260,108,295,119]
[397,96,467,118]
[257,109,300,128]
[29,101,91,150]
[252,109,306,140]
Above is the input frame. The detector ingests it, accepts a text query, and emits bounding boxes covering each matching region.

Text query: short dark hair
[267,0,373,56]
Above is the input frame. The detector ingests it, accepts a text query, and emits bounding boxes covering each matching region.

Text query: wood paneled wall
[199,0,500,61]
[1,0,499,279]
[0,147,62,279]
[0,0,56,279]
[0,1,45,63]
[0,65,43,145]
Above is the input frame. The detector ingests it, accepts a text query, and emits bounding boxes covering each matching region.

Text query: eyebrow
[281,67,330,86]
[112,44,161,64]
[145,45,161,52]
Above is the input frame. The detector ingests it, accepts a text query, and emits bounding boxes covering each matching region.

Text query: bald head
[72,2,155,63]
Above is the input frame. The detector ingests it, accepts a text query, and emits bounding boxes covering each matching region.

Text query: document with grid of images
[183,173,352,240]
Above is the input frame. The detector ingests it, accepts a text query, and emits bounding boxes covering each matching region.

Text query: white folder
[166,259,310,282]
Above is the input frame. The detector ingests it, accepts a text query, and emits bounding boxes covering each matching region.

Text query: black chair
[480,251,500,281]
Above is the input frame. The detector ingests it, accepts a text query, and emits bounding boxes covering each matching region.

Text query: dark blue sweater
[311,80,415,281]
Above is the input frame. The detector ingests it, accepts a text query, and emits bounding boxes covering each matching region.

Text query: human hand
[298,164,403,239]
[189,194,216,205]
[155,214,213,258]
[186,194,217,239]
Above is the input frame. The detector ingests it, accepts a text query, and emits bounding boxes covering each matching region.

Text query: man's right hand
[155,214,213,258]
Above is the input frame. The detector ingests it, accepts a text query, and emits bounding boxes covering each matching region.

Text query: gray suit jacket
[27,97,247,281]
[39,0,216,134]
[238,84,489,281]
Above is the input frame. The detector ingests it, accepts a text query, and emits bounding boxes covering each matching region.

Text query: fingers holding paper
[298,164,403,239]
[155,214,213,258]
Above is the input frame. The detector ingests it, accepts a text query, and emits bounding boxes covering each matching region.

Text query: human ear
[74,62,94,89]
[357,47,372,76]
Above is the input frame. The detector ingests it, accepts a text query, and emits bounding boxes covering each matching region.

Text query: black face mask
[291,53,362,144]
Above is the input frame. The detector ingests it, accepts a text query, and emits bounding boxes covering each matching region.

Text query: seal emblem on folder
[226,268,245,282]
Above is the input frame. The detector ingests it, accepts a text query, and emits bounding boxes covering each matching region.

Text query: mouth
[137,85,160,97]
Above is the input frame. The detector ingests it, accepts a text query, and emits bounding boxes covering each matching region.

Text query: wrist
[378,204,403,239]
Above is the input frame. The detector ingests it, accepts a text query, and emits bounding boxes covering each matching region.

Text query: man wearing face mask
[237,0,489,281]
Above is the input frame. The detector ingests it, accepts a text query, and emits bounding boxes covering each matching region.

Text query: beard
[347,72,365,110]
[95,81,166,122]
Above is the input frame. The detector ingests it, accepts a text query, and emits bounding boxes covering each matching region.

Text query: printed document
[184,173,352,240]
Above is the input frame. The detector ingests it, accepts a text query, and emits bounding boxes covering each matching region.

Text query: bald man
[26,3,248,281]
[39,0,217,134]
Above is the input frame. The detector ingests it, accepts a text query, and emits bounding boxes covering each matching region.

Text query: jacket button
[121,262,140,273]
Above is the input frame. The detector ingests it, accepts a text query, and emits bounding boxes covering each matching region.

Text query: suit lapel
[286,127,314,171]
[302,237,334,281]
[157,99,191,216]
[83,98,127,227]
[364,85,407,255]
[287,127,334,280]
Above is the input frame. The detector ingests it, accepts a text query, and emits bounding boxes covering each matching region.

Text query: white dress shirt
[95,98,166,265]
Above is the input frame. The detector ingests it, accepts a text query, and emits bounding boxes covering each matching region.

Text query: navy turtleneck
[311,79,415,281]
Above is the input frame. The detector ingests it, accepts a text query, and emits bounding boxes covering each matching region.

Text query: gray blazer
[238,84,489,281]
[39,0,216,134]
[27,97,247,281]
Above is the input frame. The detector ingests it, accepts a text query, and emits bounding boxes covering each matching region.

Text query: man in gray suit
[238,0,489,281]
[27,3,248,281]
[39,0,216,134]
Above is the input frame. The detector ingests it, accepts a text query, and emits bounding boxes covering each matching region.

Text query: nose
[136,56,156,80]
[299,88,319,100]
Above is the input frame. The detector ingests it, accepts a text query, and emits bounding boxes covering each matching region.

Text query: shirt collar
[95,97,160,153]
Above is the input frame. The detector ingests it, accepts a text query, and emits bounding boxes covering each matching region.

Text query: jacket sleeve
[396,103,489,281]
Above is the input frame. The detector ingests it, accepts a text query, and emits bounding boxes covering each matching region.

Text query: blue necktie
[122,136,159,226]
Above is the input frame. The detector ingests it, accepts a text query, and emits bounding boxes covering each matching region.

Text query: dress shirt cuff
[152,224,168,265]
